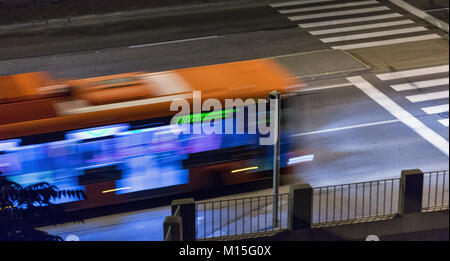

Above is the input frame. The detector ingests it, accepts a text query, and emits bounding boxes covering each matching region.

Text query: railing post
[270,91,281,228]
[289,183,313,230]
[163,216,182,241]
[399,169,424,215]
[171,198,196,241]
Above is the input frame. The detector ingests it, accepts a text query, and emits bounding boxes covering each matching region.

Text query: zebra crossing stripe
[376,65,449,81]
[405,90,449,103]
[320,26,427,43]
[422,104,449,114]
[331,34,440,50]
[438,119,449,127]
[288,6,389,21]
[388,0,449,32]
[347,76,449,156]
[270,0,335,8]
[279,0,378,14]
[299,13,403,28]
[390,78,449,91]
[309,20,415,35]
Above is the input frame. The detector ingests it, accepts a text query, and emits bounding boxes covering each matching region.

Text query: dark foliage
[0,172,86,241]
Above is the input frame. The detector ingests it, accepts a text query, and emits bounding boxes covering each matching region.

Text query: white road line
[288,154,315,164]
[299,13,403,28]
[425,7,450,12]
[288,6,389,21]
[279,0,378,14]
[331,34,441,50]
[390,77,449,91]
[270,0,334,8]
[296,82,353,92]
[388,0,449,32]
[405,90,449,103]
[128,36,219,48]
[347,76,449,156]
[320,26,427,43]
[376,65,449,81]
[438,119,449,127]
[291,119,400,137]
[422,104,449,114]
[309,20,415,35]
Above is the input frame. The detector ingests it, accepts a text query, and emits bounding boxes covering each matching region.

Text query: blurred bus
[0,59,303,210]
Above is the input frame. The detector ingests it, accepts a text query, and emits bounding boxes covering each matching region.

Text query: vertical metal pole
[271,91,281,228]
[250,198,253,233]
[442,172,446,206]
[435,173,439,208]
[235,200,237,236]
[227,200,230,236]
[257,197,260,232]
[265,196,268,231]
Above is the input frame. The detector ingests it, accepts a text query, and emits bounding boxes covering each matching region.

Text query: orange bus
[0,59,303,210]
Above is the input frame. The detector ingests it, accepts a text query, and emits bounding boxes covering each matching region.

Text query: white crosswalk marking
[288,6,390,21]
[389,0,449,33]
[422,104,449,114]
[279,0,378,14]
[273,2,448,130]
[390,78,449,91]
[348,76,449,156]
[270,0,334,8]
[375,65,449,128]
[376,65,449,80]
[309,20,415,35]
[406,90,449,103]
[299,13,403,28]
[320,26,427,43]
[331,34,441,50]
[439,119,449,127]
[273,0,443,49]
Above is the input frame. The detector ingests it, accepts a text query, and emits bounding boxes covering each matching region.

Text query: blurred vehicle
[0,59,304,210]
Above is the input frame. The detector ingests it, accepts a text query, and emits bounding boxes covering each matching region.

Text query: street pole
[270,91,281,229]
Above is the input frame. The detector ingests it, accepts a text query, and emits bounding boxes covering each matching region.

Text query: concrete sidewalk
[272,50,370,82]
[348,38,449,73]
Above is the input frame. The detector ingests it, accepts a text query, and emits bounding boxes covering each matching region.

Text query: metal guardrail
[165,169,448,240]
[422,170,449,212]
[195,193,290,240]
[311,178,401,227]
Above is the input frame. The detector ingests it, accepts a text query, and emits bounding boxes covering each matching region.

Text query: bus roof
[0,72,51,103]
[0,59,300,140]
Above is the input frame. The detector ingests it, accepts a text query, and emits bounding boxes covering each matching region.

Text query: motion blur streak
[102,187,132,194]
[288,154,314,165]
[0,59,301,210]
[231,166,259,173]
